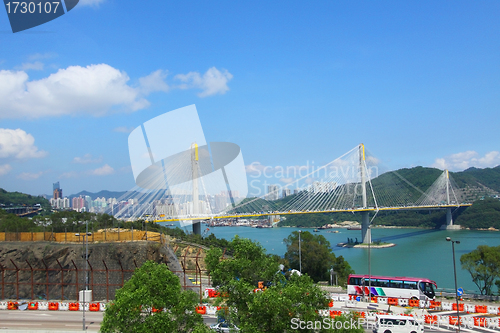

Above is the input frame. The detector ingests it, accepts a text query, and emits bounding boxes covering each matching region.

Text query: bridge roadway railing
[151,203,473,222]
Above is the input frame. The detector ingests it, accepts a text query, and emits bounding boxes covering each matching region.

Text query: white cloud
[17,171,44,180]
[27,53,57,61]
[73,153,102,164]
[113,126,135,133]
[17,61,44,71]
[60,171,79,179]
[89,164,115,176]
[0,128,47,159]
[138,70,169,95]
[0,65,234,119]
[0,64,149,119]
[79,0,106,6]
[175,67,233,97]
[432,150,500,171]
[279,177,295,184]
[0,164,12,176]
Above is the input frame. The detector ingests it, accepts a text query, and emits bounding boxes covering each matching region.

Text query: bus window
[419,282,435,298]
[389,280,403,288]
[377,279,389,287]
[349,277,362,286]
[403,281,417,289]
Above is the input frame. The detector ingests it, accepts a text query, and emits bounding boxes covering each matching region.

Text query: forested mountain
[279,165,500,229]
[0,188,50,209]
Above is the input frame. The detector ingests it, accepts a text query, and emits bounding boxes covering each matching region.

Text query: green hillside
[277,165,500,229]
[0,188,51,210]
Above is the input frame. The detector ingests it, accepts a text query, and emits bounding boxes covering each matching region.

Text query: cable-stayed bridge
[113,144,471,243]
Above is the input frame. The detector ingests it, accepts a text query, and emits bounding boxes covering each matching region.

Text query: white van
[373,315,424,333]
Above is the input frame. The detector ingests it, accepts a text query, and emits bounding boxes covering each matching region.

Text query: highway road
[0,310,103,332]
[0,310,218,332]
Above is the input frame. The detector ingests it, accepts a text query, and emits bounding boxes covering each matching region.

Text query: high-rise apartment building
[53,181,62,199]
[267,184,279,201]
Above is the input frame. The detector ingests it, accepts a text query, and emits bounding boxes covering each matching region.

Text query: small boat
[347,226,362,230]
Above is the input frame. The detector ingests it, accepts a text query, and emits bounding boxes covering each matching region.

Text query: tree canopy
[283,231,354,284]
[460,245,500,295]
[205,236,361,332]
[100,260,210,333]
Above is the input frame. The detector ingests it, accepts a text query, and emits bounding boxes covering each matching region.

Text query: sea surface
[160,223,499,295]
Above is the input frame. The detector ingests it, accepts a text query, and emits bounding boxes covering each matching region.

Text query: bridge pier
[441,207,461,230]
[361,212,371,244]
[192,221,201,235]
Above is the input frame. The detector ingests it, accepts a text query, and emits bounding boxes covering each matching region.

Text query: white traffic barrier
[38,302,48,310]
[318,309,329,317]
[465,303,475,313]
[486,318,498,329]
[0,301,7,310]
[488,305,498,315]
[377,297,387,305]
[338,295,348,301]
[398,298,408,307]
[366,312,377,321]
[461,317,473,327]
[442,302,452,311]
[59,302,69,310]
[206,306,217,315]
[100,303,106,311]
[438,315,448,326]
[78,302,89,311]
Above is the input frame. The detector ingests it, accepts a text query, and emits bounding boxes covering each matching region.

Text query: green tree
[100,260,210,333]
[206,236,362,332]
[460,245,500,295]
[284,231,354,284]
[242,274,363,333]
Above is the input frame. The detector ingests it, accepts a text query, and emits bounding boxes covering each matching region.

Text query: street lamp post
[298,230,302,274]
[446,237,461,332]
[368,225,371,302]
[76,221,92,331]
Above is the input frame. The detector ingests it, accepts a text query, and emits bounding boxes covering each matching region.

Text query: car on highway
[209,322,240,332]
[189,277,200,285]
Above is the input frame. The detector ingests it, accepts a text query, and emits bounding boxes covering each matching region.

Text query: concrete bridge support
[192,221,201,235]
[361,211,371,244]
[441,207,461,230]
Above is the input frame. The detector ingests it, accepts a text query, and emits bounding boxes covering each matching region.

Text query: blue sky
[0,0,499,196]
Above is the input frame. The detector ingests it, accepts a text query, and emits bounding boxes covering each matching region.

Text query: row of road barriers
[0,301,106,312]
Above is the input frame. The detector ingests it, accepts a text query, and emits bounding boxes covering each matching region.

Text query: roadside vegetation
[461,245,500,295]
[205,235,362,332]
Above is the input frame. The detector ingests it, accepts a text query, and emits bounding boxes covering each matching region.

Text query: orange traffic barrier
[48,302,59,311]
[27,302,38,310]
[425,315,438,324]
[474,317,487,327]
[195,306,206,314]
[371,296,378,303]
[452,303,464,312]
[475,305,487,313]
[69,302,79,311]
[429,300,441,309]
[388,298,398,306]
[329,310,342,318]
[328,300,333,307]
[7,302,18,310]
[89,303,100,312]
[449,316,459,326]
[408,299,419,307]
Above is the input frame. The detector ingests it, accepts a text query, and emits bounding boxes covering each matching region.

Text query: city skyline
[1,1,499,197]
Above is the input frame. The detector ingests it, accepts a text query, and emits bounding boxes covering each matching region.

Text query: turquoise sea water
[161,223,500,294]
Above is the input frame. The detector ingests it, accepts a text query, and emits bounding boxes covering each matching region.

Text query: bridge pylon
[441,170,461,230]
[359,144,372,244]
